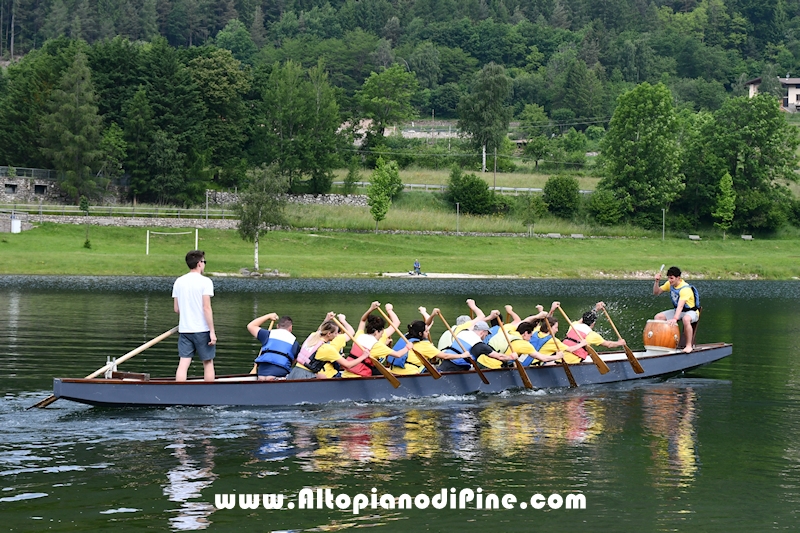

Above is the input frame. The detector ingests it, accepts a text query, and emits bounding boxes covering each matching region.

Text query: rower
[436,299,500,349]
[247,313,301,381]
[530,316,586,364]
[341,302,410,378]
[437,320,506,372]
[286,314,371,379]
[481,321,563,369]
[561,302,627,363]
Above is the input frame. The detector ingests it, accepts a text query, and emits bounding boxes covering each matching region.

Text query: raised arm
[383,303,401,338]
[359,301,381,331]
[653,273,665,295]
[466,299,486,320]
[336,314,355,337]
[247,312,279,337]
[505,305,522,326]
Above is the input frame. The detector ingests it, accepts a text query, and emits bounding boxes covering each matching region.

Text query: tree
[79,195,91,249]
[40,51,105,203]
[358,64,418,143]
[599,82,683,226]
[456,62,512,171]
[215,19,257,65]
[367,188,390,233]
[543,175,580,219]
[235,165,289,270]
[518,194,548,236]
[123,87,155,203]
[254,60,342,193]
[99,122,127,183]
[712,172,735,239]
[369,157,403,200]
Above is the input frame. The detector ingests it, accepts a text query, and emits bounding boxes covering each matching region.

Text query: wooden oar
[331,316,400,389]
[376,307,442,379]
[30,326,179,409]
[250,320,274,375]
[556,306,610,374]
[496,318,533,389]
[435,311,490,385]
[601,308,644,374]
[542,318,577,388]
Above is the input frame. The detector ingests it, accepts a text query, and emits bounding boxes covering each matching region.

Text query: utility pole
[493,147,497,190]
[10,0,15,62]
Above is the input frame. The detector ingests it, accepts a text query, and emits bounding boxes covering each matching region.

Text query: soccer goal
[146,229,199,255]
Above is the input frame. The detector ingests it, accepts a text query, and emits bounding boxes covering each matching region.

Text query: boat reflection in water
[642,386,698,489]
[163,438,218,531]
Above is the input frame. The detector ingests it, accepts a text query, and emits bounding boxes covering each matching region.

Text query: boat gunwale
[55,343,731,385]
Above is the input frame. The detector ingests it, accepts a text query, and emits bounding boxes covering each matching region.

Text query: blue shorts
[257,363,289,378]
[178,332,216,361]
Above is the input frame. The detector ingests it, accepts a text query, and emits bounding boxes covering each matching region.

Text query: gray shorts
[178,332,216,361]
[661,309,699,323]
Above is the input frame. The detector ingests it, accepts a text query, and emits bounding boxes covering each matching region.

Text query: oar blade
[625,346,645,374]
[28,394,58,410]
[586,345,610,374]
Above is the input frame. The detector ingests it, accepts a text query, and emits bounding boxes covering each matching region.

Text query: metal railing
[0,203,234,220]
[0,167,56,180]
[332,182,592,195]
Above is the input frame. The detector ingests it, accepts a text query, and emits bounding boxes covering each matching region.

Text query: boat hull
[53,343,732,407]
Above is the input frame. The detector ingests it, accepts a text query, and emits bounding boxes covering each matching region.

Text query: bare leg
[682,315,694,353]
[203,359,215,381]
[176,358,191,381]
[257,375,276,381]
[654,312,667,320]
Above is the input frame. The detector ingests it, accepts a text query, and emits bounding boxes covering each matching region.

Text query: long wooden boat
[50,343,732,408]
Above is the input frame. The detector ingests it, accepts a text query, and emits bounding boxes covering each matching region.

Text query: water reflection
[642,386,698,489]
[163,438,218,531]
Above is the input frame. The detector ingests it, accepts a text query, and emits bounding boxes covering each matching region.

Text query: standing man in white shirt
[172,250,216,381]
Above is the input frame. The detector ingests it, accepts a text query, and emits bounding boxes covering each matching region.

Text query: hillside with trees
[1,0,799,233]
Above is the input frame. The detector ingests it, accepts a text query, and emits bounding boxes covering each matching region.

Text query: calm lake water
[1,276,799,532]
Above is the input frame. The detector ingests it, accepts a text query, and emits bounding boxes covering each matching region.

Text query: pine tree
[40,51,104,203]
[712,172,736,239]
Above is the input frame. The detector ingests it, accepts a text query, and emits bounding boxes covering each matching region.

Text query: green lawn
[0,223,797,279]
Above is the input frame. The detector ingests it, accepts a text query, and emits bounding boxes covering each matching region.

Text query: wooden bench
[547,233,561,239]
[688,235,701,241]
[741,234,753,240]
[571,233,585,239]
[110,371,151,381]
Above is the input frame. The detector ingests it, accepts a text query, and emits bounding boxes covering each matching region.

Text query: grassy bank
[0,222,797,279]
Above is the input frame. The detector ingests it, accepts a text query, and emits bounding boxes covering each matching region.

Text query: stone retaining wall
[208,190,367,207]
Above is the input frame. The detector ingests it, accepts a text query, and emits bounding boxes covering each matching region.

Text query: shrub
[369,157,404,200]
[447,166,499,215]
[585,125,605,141]
[543,175,580,218]
[586,190,624,226]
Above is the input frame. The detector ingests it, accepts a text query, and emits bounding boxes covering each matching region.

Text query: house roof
[780,78,800,85]
[744,77,761,86]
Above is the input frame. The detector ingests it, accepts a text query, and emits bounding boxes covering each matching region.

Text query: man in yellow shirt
[653,266,700,353]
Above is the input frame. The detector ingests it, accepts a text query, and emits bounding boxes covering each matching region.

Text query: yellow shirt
[437,322,472,350]
[478,337,534,369]
[313,334,348,378]
[660,280,696,309]
[391,340,439,375]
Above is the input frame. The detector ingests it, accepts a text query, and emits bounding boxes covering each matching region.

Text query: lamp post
[456,202,460,236]
[662,208,665,241]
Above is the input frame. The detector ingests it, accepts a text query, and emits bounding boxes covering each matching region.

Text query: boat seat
[677,307,702,349]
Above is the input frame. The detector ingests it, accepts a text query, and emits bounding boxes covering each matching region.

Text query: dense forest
[0,0,799,231]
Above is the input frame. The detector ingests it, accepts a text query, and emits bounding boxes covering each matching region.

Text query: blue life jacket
[441,331,480,368]
[670,283,700,312]
[255,329,297,371]
[386,336,421,368]
[530,332,552,351]
[484,325,500,344]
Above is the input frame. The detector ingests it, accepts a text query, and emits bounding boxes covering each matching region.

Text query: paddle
[250,320,274,375]
[555,306,610,374]
[496,318,534,389]
[330,316,401,389]
[601,308,644,374]
[542,318,577,388]
[376,307,442,379]
[435,311,490,385]
[29,326,179,409]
